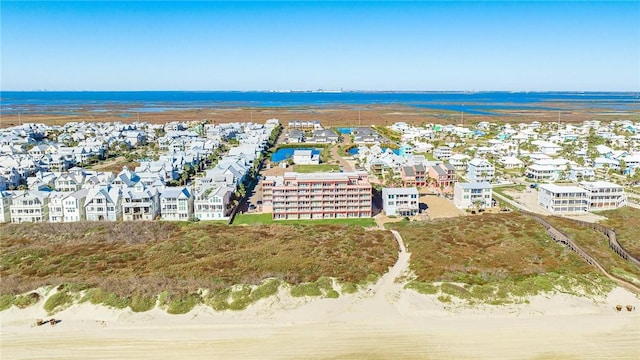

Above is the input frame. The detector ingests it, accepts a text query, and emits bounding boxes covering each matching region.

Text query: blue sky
[1,1,639,91]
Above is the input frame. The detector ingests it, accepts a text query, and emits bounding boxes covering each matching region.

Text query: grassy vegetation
[492,185,527,201]
[0,221,396,311]
[293,164,340,173]
[372,126,402,143]
[544,215,640,287]
[43,291,74,314]
[389,213,610,303]
[598,207,640,259]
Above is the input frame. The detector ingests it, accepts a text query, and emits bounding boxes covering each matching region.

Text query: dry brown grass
[0,222,397,297]
[2,105,633,129]
[389,213,594,285]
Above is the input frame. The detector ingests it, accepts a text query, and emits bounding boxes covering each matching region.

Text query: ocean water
[1,91,638,115]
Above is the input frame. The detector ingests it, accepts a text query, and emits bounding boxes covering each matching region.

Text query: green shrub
[290,283,322,297]
[158,291,170,307]
[103,292,130,309]
[81,288,108,304]
[167,293,200,314]
[228,285,252,311]
[340,282,358,294]
[326,290,340,299]
[0,294,16,311]
[44,291,74,314]
[437,295,452,303]
[14,293,40,308]
[315,277,334,292]
[405,281,438,295]
[440,283,473,299]
[130,293,156,312]
[250,279,280,301]
[209,288,231,311]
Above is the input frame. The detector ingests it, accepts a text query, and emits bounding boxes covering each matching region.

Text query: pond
[271,148,321,162]
[337,127,354,134]
[347,147,399,155]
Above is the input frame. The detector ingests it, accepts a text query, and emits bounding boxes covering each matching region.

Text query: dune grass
[389,213,611,303]
[0,221,396,311]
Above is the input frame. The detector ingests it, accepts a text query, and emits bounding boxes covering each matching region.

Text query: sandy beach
[2,269,639,359]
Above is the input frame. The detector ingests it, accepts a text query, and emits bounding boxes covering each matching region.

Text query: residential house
[159,187,193,221]
[433,146,452,160]
[307,129,339,143]
[453,182,493,209]
[498,156,524,169]
[9,190,50,223]
[293,149,320,165]
[48,191,70,222]
[401,164,427,187]
[537,184,588,214]
[580,181,626,210]
[466,158,495,183]
[381,187,419,216]
[85,187,122,221]
[0,191,13,223]
[121,186,159,221]
[63,188,89,222]
[449,154,470,171]
[194,185,233,220]
[428,163,457,188]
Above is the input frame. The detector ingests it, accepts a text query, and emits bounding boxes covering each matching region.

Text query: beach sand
[2,276,639,359]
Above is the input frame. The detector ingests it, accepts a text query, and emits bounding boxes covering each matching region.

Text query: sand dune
[2,281,639,359]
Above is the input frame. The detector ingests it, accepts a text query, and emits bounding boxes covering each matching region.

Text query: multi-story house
[121,186,159,221]
[85,187,121,221]
[262,171,372,220]
[55,173,84,192]
[580,181,626,211]
[159,187,193,221]
[537,184,588,214]
[467,158,495,183]
[433,146,452,160]
[0,191,13,223]
[381,187,419,216]
[48,191,70,222]
[9,190,50,223]
[428,163,457,188]
[194,185,233,220]
[453,182,493,209]
[63,188,89,222]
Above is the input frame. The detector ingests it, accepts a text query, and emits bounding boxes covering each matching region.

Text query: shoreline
[2,284,639,359]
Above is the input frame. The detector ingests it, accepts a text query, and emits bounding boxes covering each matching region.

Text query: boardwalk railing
[519,210,640,294]
[562,218,640,268]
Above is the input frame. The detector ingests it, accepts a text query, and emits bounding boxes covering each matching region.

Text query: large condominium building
[537,184,588,214]
[580,181,626,210]
[538,181,626,214]
[262,171,372,220]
